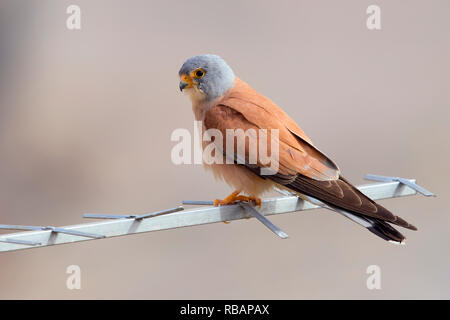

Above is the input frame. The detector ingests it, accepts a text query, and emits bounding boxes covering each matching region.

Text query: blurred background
[0,0,448,299]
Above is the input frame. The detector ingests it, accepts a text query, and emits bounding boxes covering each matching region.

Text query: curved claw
[213,191,262,208]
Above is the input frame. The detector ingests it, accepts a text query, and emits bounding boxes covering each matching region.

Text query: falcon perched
[179,54,417,244]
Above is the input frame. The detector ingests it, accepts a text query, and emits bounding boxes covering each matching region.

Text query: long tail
[273,186,408,244]
[309,197,407,244]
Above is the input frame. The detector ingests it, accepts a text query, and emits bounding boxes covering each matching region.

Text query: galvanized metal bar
[240,203,289,239]
[0,238,41,246]
[0,179,419,253]
[82,214,133,219]
[0,225,44,231]
[0,225,105,240]
[134,206,184,220]
[83,206,184,220]
[49,227,105,239]
[364,174,435,197]
[182,200,214,206]
[182,201,289,238]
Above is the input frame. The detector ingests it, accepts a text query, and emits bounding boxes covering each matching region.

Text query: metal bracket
[182,200,289,239]
[0,224,105,241]
[364,174,435,197]
[0,238,42,246]
[83,206,184,220]
[240,203,289,239]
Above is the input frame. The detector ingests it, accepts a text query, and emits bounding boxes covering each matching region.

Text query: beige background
[0,0,449,299]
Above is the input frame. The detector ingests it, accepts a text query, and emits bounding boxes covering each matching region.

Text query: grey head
[178,54,235,101]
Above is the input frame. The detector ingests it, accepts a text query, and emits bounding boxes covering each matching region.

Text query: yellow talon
[236,195,262,208]
[214,191,262,208]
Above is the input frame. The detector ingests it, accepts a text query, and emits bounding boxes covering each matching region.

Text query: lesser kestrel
[179,54,417,244]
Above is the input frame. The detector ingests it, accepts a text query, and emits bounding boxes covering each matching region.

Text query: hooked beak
[179,81,188,92]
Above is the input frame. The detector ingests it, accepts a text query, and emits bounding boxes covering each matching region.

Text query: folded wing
[203,78,417,233]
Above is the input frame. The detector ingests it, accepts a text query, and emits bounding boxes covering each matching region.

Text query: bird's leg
[214,190,240,207]
[214,191,262,207]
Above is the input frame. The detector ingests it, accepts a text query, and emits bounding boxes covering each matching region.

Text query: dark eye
[193,68,206,78]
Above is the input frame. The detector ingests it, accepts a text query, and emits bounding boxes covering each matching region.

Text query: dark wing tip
[392,215,418,231]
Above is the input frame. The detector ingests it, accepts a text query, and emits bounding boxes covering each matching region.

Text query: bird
[178,54,417,244]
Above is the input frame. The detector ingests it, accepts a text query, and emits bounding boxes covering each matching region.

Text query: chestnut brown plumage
[179,55,417,244]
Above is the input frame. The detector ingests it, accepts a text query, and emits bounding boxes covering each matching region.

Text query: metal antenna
[0,176,433,253]
[364,174,435,197]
